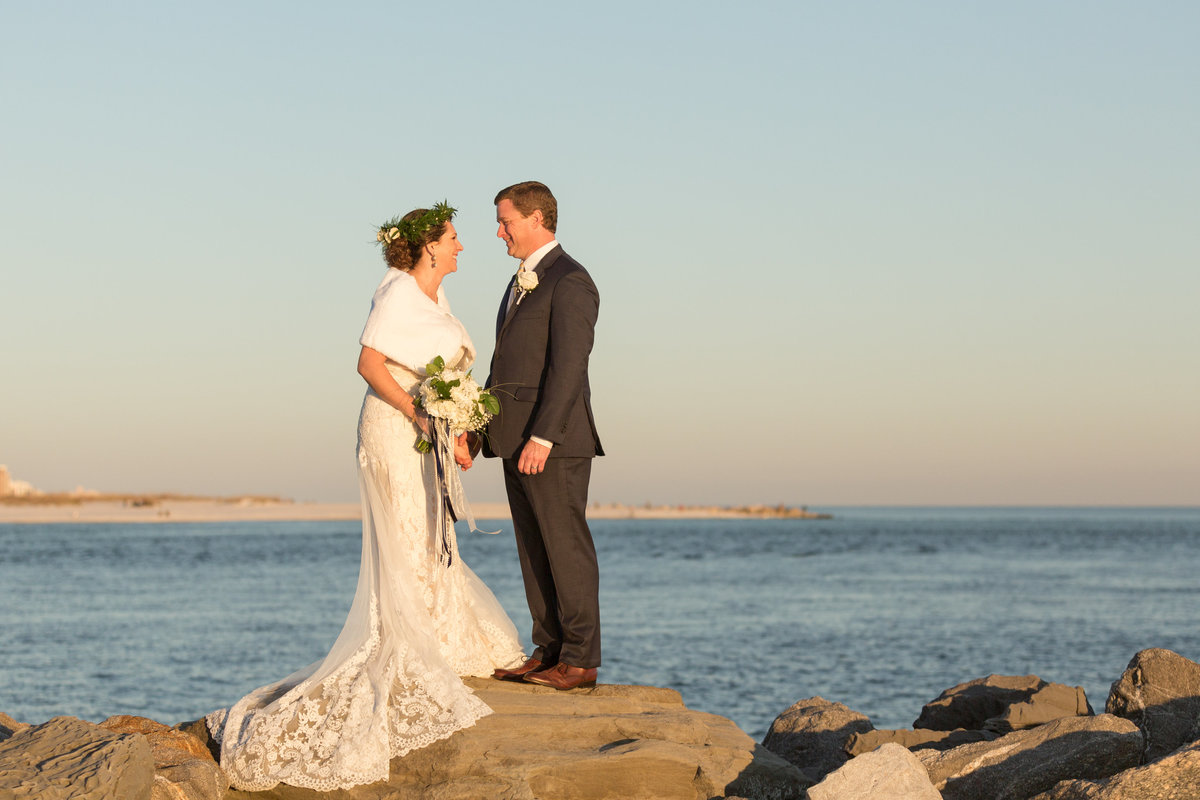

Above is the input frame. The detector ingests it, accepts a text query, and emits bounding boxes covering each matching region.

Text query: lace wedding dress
[206,270,524,792]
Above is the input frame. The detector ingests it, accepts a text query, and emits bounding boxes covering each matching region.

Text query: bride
[206,203,525,792]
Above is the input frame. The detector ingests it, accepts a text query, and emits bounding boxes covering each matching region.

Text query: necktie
[507,262,525,314]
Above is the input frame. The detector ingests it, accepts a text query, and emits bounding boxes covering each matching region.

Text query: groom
[483,181,604,690]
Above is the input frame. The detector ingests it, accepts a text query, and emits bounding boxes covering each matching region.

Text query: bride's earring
[428,246,437,271]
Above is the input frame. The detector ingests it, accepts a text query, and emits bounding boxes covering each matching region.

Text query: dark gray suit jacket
[484,245,603,460]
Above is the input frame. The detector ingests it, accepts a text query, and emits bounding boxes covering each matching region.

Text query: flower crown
[376,201,456,246]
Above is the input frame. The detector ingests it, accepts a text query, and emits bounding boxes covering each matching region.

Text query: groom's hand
[517,439,551,475]
[454,433,474,471]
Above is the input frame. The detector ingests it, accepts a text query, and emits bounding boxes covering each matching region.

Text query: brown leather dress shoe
[523,663,598,690]
[493,657,550,681]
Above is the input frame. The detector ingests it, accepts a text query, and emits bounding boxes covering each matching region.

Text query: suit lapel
[495,281,511,338]
[497,245,562,341]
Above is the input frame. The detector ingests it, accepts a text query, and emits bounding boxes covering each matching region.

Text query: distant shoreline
[0,497,831,524]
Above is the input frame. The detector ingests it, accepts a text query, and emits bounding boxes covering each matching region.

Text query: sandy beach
[0,499,366,524]
[0,499,828,524]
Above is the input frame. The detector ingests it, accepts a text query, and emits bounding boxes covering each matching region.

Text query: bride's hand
[454,433,473,471]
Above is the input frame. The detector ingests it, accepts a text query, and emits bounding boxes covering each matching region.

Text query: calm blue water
[1,508,1198,739]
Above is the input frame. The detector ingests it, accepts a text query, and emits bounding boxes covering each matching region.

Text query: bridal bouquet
[413,356,500,453]
[413,356,502,564]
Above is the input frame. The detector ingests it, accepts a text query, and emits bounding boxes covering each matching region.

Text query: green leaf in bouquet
[480,392,500,415]
[426,355,445,376]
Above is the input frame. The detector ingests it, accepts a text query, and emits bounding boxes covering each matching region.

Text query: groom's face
[495,199,541,261]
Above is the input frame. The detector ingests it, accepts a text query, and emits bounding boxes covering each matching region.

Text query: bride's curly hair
[381,207,454,272]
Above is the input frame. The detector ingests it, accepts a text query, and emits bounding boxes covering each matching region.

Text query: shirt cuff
[529,435,554,450]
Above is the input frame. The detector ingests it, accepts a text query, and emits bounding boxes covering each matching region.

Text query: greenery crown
[376,201,456,247]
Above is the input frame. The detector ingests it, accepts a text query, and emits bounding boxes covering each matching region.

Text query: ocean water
[1,507,1198,740]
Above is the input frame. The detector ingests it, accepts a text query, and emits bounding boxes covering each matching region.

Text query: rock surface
[846,726,996,755]
[0,715,156,799]
[1105,647,1200,764]
[761,696,874,782]
[915,674,1092,733]
[0,711,28,741]
[807,742,942,800]
[101,715,227,800]
[1028,739,1200,799]
[917,714,1142,800]
[188,679,810,800]
[987,683,1094,734]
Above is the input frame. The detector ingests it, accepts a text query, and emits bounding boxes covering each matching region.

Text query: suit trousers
[502,456,601,668]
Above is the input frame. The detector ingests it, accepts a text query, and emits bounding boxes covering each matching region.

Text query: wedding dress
[206,270,524,792]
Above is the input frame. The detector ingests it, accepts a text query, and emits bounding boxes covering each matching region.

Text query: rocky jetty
[762,647,1200,799]
[102,715,228,800]
[916,714,1143,800]
[1,680,807,800]
[1105,646,1200,763]
[762,697,874,783]
[912,673,1093,734]
[807,743,941,800]
[3,647,1197,798]
[0,716,157,799]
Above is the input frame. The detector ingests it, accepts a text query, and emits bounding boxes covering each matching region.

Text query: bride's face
[429,223,464,274]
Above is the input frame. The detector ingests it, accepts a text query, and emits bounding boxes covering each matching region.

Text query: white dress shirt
[510,240,558,451]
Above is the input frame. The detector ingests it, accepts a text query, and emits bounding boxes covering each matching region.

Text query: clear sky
[3,2,1197,506]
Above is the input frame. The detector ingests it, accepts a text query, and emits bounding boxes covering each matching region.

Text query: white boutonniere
[514,269,539,305]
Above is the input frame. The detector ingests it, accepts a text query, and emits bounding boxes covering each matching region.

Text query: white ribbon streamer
[430,419,498,567]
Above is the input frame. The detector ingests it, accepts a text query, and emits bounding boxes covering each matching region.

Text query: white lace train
[207,368,524,792]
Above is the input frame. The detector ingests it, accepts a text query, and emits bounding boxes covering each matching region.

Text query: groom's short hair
[495,181,557,234]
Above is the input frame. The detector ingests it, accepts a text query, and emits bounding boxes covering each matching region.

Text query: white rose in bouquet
[412,356,501,452]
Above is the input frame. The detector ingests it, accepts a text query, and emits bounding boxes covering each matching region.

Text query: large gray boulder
[988,683,1094,734]
[846,727,997,756]
[916,674,1043,730]
[915,675,1092,733]
[101,715,227,800]
[761,696,875,782]
[197,679,810,800]
[808,743,943,800]
[1106,647,1200,763]
[1027,739,1200,799]
[916,714,1142,800]
[0,715,156,799]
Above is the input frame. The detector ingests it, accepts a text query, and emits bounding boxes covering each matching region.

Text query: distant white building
[0,465,39,497]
